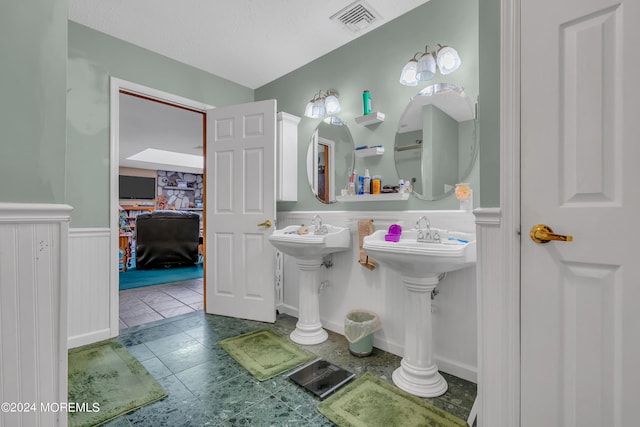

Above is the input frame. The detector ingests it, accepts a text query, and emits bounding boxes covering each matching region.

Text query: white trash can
[344,309,381,357]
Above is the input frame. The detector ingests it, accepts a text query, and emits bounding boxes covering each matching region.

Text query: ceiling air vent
[330,1,382,33]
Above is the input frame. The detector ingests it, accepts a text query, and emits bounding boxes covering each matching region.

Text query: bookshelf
[119,205,154,231]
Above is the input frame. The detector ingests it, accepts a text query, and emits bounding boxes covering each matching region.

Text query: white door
[521,1,640,426]
[205,99,277,323]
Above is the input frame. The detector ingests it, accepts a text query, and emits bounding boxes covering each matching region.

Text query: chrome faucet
[312,214,328,235]
[415,215,440,243]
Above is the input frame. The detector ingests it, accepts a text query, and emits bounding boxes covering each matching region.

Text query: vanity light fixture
[304,90,341,119]
[399,44,461,86]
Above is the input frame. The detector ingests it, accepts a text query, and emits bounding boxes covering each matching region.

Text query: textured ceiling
[68,0,429,89]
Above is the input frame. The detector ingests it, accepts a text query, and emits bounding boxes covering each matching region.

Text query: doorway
[110,78,213,332]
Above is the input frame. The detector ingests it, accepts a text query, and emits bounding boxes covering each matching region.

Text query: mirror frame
[306,117,354,204]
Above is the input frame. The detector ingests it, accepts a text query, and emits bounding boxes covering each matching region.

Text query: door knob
[257,219,272,228]
[530,224,573,244]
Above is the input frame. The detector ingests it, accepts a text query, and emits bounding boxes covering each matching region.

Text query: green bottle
[362,90,371,115]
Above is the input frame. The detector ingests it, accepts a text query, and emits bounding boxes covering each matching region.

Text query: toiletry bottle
[372,175,381,194]
[349,169,357,195]
[398,179,405,194]
[363,169,371,194]
[348,171,355,195]
[357,175,364,195]
[362,90,372,115]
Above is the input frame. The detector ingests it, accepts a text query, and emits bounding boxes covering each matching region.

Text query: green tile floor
[100,310,476,426]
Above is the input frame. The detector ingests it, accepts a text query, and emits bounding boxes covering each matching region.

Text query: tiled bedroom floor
[105,309,477,426]
[119,279,204,330]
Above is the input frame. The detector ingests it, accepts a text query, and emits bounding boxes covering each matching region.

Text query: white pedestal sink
[268,224,350,345]
[363,228,476,397]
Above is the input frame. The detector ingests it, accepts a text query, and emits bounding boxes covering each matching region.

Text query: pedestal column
[289,257,328,345]
[392,274,448,397]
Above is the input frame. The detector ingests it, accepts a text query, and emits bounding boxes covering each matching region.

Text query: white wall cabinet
[276,112,301,201]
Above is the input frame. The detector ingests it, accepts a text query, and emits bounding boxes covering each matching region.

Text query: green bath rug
[68,340,168,426]
[317,372,468,427]
[219,329,316,381]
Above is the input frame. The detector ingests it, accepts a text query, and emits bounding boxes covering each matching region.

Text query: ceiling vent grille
[330,1,382,33]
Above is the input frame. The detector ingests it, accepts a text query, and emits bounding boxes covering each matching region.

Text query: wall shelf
[354,111,385,126]
[354,146,385,158]
[336,192,410,202]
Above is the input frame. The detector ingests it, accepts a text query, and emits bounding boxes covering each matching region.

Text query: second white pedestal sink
[268,224,350,345]
[363,227,476,397]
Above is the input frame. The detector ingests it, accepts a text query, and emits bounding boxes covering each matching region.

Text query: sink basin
[363,228,476,277]
[269,224,350,259]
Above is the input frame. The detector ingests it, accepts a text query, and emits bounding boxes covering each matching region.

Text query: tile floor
[119,279,204,330]
[107,294,477,426]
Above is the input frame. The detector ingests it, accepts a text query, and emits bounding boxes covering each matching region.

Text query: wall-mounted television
[119,175,156,200]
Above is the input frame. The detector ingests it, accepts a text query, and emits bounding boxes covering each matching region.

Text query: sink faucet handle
[415,215,430,230]
[311,214,324,233]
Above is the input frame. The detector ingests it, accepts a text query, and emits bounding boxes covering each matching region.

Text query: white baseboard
[278,303,299,318]
[67,328,112,349]
[435,356,478,384]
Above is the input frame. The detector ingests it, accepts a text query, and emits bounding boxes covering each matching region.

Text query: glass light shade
[311,98,326,118]
[399,59,418,86]
[304,101,315,118]
[416,52,436,81]
[436,46,461,75]
[324,94,341,115]
[323,116,345,126]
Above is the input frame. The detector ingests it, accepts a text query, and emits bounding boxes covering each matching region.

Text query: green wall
[256,0,481,211]
[0,1,68,203]
[67,21,254,227]
[479,0,501,207]
[1,1,499,219]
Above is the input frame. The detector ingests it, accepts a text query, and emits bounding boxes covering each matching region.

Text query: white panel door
[205,100,276,323]
[521,1,640,426]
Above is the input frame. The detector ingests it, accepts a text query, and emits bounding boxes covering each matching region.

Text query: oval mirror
[306,117,355,203]
[394,83,477,201]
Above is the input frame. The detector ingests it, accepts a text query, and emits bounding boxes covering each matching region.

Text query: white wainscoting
[276,210,478,383]
[68,228,113,348]
[0,203,72,427]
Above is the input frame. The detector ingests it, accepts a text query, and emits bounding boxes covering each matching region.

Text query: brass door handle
[257,219,272,228]
[530,224,573,244]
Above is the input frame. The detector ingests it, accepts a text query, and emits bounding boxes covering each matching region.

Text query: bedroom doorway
[110,78,213,332]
